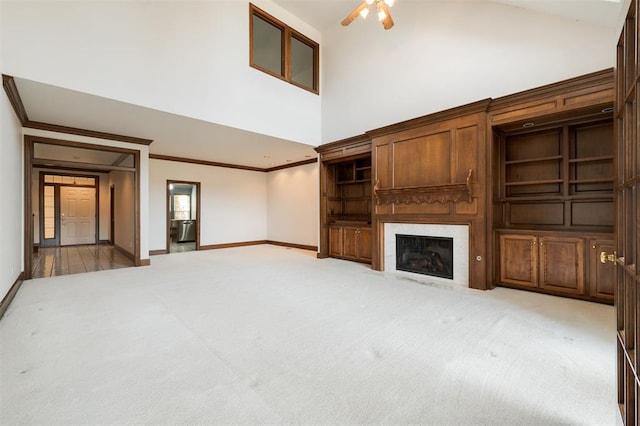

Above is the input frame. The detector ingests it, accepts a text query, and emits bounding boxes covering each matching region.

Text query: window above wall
[250,3,319,94]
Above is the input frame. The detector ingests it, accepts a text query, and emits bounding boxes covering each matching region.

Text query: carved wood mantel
[374,169,473,205]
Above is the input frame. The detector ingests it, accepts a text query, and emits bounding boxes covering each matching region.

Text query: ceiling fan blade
[381,3,394,30]
[341,2,368,26]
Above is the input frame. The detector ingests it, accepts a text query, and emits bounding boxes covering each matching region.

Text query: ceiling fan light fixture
[377,2,386,21]
[342,0,395,29]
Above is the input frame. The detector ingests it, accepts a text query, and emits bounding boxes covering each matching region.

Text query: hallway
[32,245,135,278]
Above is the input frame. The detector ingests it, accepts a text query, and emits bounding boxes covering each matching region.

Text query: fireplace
[384,223,469,287]
[396,235,453,279]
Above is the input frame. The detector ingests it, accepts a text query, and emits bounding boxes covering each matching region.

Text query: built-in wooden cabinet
[500,119,614,232]
[499,232,585,296]
[328,157,372,224]
[316,135,373,264]
[499,231,612,302]
[489,70,615,305]
[330,224,372,263]
[587,238,615,302]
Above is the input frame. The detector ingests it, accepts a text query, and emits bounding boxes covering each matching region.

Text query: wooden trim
[374,169,473,205]
[151,153,316,172]
[24,121,153,146]
[265,158,317,172]
[150,153,264,172]
[114,243,136,261]
[2,75,28,124]
[149,249,168,256]
[267,240,317,251]
[134,149,142,266]
[166,180,201,253]
[137,258,151,266]
[2,76,153,145]
[33,158,135,172]
[315,134,370,154]
[0,272,25,321]
[24,137,33,279]
[98,239,111,245]
[29,135,140,154]
[489,68,614,111]
[25,135,143,277]
[365,99,492,138]
[249,3,319,94]
[200,240,268,250]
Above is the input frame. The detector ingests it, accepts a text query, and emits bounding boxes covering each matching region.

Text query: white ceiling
[16,77,317,170]
[14,0,625,170]
[273,0,625,32]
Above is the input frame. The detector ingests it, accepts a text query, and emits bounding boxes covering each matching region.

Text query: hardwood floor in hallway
[32,245,135,278]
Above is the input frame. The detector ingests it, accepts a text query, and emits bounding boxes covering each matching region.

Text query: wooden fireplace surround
[317,68,615,302]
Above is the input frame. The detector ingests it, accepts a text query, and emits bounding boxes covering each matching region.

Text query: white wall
[109,171,136,255]
[1,0,321,146]
[149,159,268,250]
[267,162,319,247]
[0,77,24,301]
[321,2,617,142]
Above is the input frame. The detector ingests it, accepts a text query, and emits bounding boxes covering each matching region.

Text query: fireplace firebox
[396,234,454,279]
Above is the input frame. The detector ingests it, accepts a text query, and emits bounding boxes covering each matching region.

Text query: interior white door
[60,186,96,246]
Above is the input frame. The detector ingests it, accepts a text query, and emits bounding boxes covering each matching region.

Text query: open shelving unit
[328,157,372,224]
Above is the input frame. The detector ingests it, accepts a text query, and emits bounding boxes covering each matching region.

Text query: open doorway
[167,180,200,253]
[24,136,141,279]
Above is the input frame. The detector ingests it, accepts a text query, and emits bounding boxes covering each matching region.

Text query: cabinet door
[588,239,615,302]
[499,234,538,288]
[358,227,372,262]
[539,236,585,295]
[329,226,343,257]
[342,227,359,259]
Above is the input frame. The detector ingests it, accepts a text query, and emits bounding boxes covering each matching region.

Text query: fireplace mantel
[374,169,473,205]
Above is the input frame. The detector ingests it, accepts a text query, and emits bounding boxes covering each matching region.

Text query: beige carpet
[0,245,617,425]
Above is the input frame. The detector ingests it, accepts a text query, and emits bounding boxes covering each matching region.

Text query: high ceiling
[12,0,626,170]
[274,0,625,32]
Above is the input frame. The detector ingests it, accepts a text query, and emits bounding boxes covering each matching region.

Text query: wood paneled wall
[369,100,490,290]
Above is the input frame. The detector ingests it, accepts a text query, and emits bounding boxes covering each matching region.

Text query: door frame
[110,185,115,245]
[38,171,99,248]
[24,135,141,279]
[166,180,201,253]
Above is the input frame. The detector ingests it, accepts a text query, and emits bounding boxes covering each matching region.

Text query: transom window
[249,3,319,94]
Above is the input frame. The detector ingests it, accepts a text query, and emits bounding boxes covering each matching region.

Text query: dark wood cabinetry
[330,224,372,263]
[317,135,373,264]
[587,238,615,302]
[499,232,587,297]
[489,70,615,305]
[499,231,613,302]
[615,2,640,422]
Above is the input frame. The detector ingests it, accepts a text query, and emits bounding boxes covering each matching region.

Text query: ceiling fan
[342,0,395,30]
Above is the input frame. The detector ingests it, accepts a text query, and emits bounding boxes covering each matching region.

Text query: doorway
[39,172,99,248]
[24,136,141,280]
[166,180,200,253]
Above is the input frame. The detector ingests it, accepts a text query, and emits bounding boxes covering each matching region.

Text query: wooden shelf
[505,179,562,186]
[329,196,370,201]
[504,155,563,165]
[500,194,614,202]
[569,178,615,184]
[569,155,614,163]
